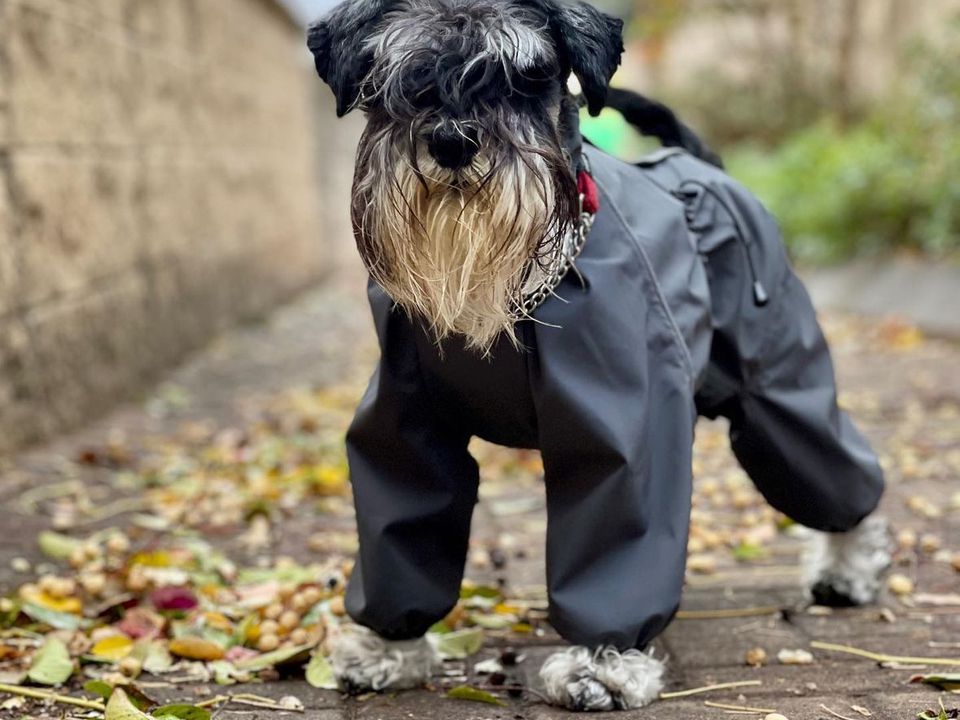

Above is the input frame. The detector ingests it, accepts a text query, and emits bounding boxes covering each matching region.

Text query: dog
[307,0,891,710]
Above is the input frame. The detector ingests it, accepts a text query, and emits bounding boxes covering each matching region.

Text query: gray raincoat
[343,143,885,652]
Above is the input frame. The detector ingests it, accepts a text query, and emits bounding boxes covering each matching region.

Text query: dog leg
[540,646,665,711]
[804,515,893,606]
[328,625,437,694]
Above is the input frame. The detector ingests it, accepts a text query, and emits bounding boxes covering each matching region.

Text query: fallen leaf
[38,531,82,560]
[83,679,114,701]
[105,688,152,720]
[151,704,211,720]
[306,654,338,689]
[234,642,312,671]
[28,636,74,685]
[90,635,134,662]
[168,637,225,661]
[910,673,960,692]
[432,628,485,659]
[150,587,198,612]
[447,685,506,706]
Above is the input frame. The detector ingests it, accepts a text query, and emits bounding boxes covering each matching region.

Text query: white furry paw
[804,515,893,606]
[328,625,437,693]
[540,646,664,711]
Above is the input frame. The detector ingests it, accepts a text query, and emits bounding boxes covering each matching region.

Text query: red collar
[577,170,600,215]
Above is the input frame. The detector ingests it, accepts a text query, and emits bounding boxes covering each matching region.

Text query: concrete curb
[802,258,960,339]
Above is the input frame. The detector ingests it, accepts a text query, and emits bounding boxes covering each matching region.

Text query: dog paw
[328,625,436,693]
[804,515,893,606]
[540,646,664,711]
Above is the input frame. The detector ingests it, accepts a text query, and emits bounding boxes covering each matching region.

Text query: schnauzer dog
[307,0,890,710]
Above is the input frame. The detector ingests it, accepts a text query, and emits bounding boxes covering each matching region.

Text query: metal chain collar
[515,194,595,318]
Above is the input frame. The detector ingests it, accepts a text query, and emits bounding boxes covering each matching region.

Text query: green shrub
[725,22,960,265]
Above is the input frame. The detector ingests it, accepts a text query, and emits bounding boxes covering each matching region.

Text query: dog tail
[602,87,724,169]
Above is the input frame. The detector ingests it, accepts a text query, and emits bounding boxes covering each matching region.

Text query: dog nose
[427,125,478,170]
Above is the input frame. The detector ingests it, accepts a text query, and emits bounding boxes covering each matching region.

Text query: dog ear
[553,2,624,116]
[307,0,393,117]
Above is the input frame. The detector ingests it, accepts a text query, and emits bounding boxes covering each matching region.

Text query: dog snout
[427,123,479,170]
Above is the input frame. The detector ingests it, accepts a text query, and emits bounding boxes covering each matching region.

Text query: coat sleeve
[343,281,480,640]
[530,180,696,651]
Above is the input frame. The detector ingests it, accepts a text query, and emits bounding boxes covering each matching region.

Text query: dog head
[308,0,623,352]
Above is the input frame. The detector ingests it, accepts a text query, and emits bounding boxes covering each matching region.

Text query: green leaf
[732,542,766,562]
[305,654,338,690]
[151,704,211,720]
[105,688,153,720]
[431,628,484,659]
[84,679,114,700]
[910,673,960,691]
[38,531,82,560]
[459,584,502,600]
[234,643,313,671]
[28,637,74,686]
[21,602,83,630]
[446,685,506,706]
[468,612,516,630]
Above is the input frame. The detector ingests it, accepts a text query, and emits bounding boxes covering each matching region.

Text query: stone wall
[0,0,336,453]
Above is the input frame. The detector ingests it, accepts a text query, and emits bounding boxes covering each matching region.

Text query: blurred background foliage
[582,0,960,265]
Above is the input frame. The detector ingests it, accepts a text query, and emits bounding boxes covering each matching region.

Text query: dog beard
[352,122,577,354]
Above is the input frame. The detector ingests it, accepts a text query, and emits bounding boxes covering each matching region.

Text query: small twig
[0,683,106,711]
[77,497,149,524]
[677,606,781,620]
[196,694,232,708]
[820,703,858,720]
[811,641,960,667]
[660,680,762,699]
[705,700,777,713]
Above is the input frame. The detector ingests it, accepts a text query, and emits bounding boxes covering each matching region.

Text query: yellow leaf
[19,586,82,615]
[202,612,234,632]
[91,635,134,661]
[168,637,225,661]
[129,551,172,568]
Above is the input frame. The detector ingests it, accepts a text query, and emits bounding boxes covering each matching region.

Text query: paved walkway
[0,279,958,720]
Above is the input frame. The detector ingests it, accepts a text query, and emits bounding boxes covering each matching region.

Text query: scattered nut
[777,648,814,665]
[745,647,767,667]
[264,602,283,620]
[105,533,130,555]
[119,656,142,677]
[896,528,917,550]
[258,633,280,652]
[279,610,300,632]
[887,573,914,596]
[687,554,717,574]
[919,534,941,554]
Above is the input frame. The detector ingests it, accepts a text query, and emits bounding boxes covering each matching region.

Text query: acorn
[745,647,767,667]
[79,572,107,597]
[105,533,130,555]
[279,610,301,632]
[887,573,914,596]
[258,633,280,652]
[264,602,284,620]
